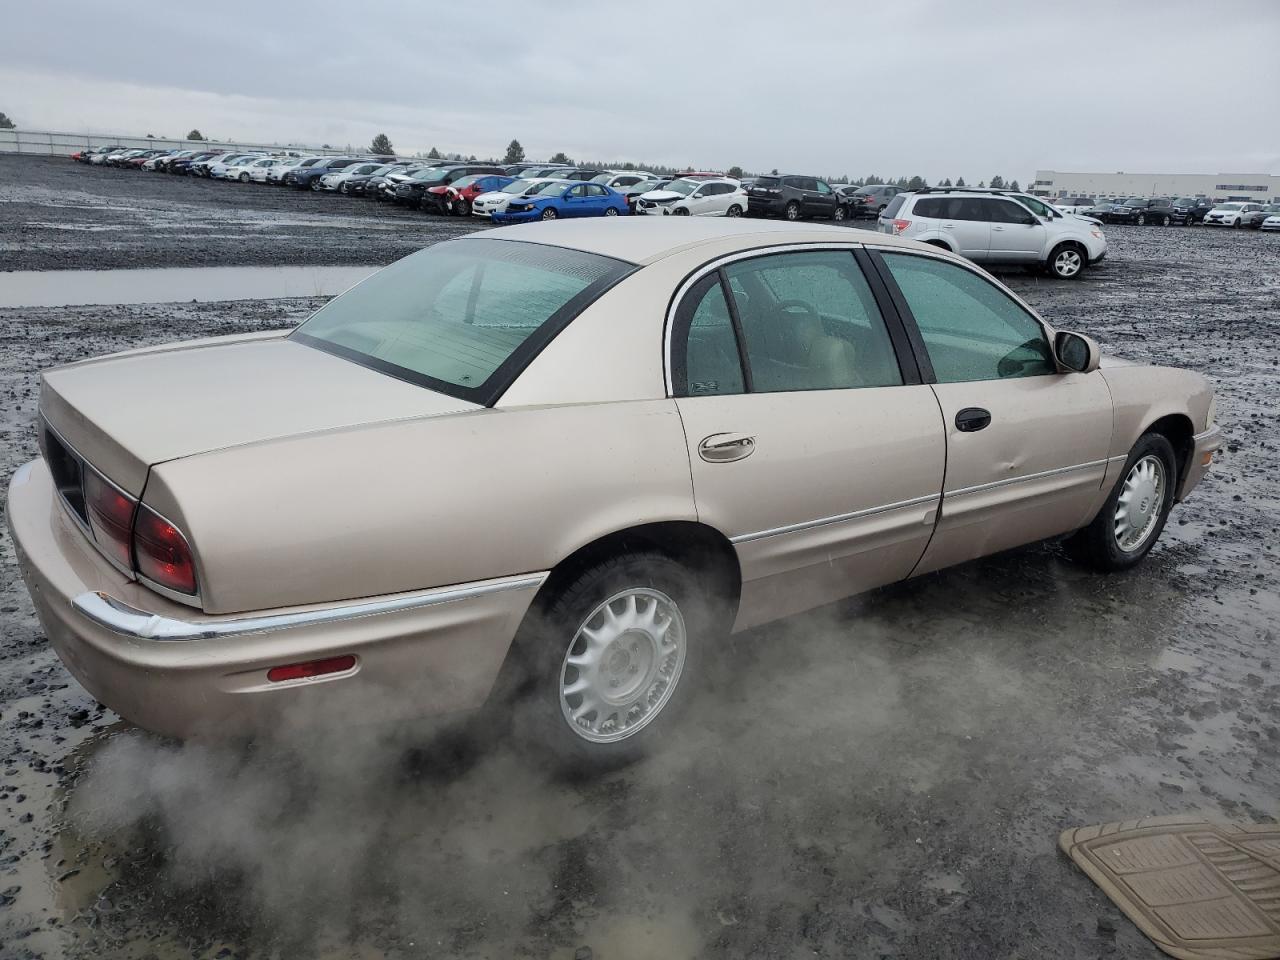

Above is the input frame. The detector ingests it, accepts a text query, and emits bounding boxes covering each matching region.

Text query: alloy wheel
[605,207,618,216]
[558,588,687,744]
[1053,248,1083,278]
[1114,455,1166,553]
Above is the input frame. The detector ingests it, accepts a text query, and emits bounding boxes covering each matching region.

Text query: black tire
[455,198,470,216]
[1161,215,1171,226]
[604,206,619,216]
[1046,242,1086,279]
[725,204,742,218]
[1136,213,1146,225]
[340,182,349,194]
[784,201,801,221]
[832,205,847,222]
[541,207,558,220]
[496,552,722,769]
[674,207,690,216]
[1063,432,1177,572]
[239,172,249,182]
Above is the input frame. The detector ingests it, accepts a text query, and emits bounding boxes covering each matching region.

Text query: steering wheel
[775,299,820,321]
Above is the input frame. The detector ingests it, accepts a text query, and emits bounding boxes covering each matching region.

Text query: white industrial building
[1030,170,1278,202]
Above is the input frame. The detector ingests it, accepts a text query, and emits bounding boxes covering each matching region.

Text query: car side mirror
[1054,331,1100,374]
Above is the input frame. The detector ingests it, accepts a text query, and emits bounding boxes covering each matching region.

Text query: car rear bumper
[745,197,785,216]
[1177,426,1222,501]
[8,459,544,739]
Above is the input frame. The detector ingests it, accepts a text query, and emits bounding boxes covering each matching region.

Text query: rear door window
[723,252,903,392]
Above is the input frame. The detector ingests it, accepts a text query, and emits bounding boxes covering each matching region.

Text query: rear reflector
[133,504,198,595]
[267,655,357,683]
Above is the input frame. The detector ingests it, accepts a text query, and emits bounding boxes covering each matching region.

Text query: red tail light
[84,471,136,568]
[891,219,911,234]
[133,505,198,595]
[267,656,357,683]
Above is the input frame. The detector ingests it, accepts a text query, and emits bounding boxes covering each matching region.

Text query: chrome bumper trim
[72,572,549,642]
[945,458,1110,499]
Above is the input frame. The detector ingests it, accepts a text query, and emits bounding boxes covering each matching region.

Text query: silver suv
[879,188,1108,279]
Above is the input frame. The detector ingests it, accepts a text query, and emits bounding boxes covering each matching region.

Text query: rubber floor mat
[1060,816,1280,960]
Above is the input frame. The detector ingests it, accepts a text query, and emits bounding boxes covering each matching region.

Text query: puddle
[0,265,378,307]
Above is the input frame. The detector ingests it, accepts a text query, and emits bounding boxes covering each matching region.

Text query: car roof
[466,218,929,266]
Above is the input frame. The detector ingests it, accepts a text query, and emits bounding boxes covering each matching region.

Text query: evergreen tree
[427,147,442,159]
[1009,179,1021,192]
[955,176,966,187]
[549,151,573,165]
[727,165,744,179]
[990,175,1005,189]
[370,133,395,156]
[907,175,928,190]
[503,139,525,164]
[186,129,204,141]
[940,177,953,187]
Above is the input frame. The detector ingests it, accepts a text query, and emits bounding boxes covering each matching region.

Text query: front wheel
[673,206,689,216]
[1161,215,1171,226]
[1047,243,1085,279]
[455,198,471,216]
[541,207,558,220]
[239,173,249,182]
[1136,213,1146,225]
[497,552,717,769]
[1063,433,1177,571]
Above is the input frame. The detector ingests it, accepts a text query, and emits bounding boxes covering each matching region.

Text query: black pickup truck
[1108,197,1185,226]
[1173,197,1215,224]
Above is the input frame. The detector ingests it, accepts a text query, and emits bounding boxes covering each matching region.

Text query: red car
[423,174,515,216]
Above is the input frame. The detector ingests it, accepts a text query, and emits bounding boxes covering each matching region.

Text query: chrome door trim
[944,457,1113,499]
[72,571,549,642]
[730,493,940,544]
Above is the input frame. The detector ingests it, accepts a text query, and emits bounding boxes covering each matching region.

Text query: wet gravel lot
[1,155,1278,959]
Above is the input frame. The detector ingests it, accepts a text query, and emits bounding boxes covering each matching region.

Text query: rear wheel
[604,206,619,216]
[725,204,742,217]
[784,201,801,221]
[1047,243,1085,279]
[1063,433,1177,572]
[832,205,848,222]
[497,552,718,769]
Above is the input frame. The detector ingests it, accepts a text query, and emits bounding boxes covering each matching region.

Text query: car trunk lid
[40,334,478,495]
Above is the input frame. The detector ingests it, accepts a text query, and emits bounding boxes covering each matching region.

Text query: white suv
[879,189,1107,279]
[635,177,747,217]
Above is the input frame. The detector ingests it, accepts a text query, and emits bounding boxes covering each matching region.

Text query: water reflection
[0,265,377,308]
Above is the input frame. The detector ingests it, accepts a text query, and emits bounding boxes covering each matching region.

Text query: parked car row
[1064,196,1277,228]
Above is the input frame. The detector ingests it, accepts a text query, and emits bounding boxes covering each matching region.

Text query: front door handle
[955,408,992,432]
[698,433,756,463]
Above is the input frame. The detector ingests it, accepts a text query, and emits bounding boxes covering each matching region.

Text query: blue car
[492,181,629,223]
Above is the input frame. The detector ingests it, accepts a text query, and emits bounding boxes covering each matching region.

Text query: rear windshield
[753,176,780,187]
[292,239,631,404]
[882,194,907,219]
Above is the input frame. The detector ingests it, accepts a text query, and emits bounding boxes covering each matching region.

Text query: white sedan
[472,178,562,217]
[1261,213,1280,232]
[209,155,263,180]
[635,178,748,217]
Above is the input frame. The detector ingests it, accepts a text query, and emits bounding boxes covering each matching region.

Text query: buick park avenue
[8,219,1221,764]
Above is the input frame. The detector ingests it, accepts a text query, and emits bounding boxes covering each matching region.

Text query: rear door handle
[698,433,756,463]
[955,408,992,432]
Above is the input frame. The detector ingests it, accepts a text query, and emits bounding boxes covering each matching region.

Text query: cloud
[4,0,1278,180]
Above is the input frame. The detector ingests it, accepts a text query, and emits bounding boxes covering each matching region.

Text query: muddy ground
[0,155,1278,959]
[0,155,485,272]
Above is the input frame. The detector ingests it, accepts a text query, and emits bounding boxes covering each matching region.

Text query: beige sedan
[8,219,1221,763]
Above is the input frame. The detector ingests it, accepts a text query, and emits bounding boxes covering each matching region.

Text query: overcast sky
[4,0,1277,181]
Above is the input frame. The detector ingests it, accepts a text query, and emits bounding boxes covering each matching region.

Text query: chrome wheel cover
[559,588,687,744]
[1114,454,1166,552]
[1054,248,1082,277]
